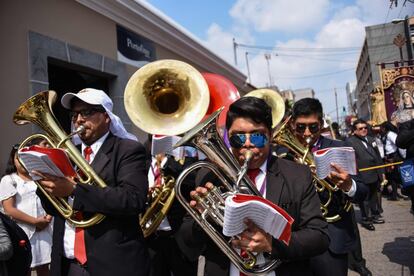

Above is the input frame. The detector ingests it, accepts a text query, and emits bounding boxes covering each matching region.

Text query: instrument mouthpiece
[76,125,86,134]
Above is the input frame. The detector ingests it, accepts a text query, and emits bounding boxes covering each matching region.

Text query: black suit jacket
[317,136,367,254]
[346,135,384,184]
[38,133,150,276]
[396,119,414,159]
[181,156,329,276]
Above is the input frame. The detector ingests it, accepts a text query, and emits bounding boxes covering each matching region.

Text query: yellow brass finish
[124,59,210,136]
[13,91,106,227]
[140,175,176,238]
[273,117,352,223]
[244,89,285,128]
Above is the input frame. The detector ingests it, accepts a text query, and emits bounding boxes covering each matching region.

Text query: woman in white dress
[0,143,52,276]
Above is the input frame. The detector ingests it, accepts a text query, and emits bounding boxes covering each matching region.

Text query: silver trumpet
[174,107,281,276]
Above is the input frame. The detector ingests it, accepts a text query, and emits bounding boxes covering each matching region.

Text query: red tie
[74,147,92,265]
[240,168,261,276]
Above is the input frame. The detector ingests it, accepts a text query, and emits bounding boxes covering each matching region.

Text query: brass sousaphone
[124,59,210,237]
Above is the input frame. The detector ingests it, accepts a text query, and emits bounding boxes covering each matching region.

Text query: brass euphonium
[139,154,176,238]
[124,59,210,237]
[13,91,106,227]
[272,117,352,223]
[174,108,282,276]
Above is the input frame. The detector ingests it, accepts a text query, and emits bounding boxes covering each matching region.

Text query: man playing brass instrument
[33,88,150,276]
[290,98,370,276]
[185,97,329,276]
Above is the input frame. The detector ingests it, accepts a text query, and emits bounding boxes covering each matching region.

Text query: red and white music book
[18,146,77,181]
[313,147,357,179]
[223,194,294,245]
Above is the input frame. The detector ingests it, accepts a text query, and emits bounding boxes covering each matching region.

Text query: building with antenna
[355,16,414,119]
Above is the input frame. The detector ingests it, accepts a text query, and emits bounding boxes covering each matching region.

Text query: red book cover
[225,194,294,245]
[20,146,77,178]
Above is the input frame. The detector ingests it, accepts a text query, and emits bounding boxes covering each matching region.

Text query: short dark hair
[3,144,19,176]
[225,97,272,131]
[352,118,367,131]
[292,98,323,122]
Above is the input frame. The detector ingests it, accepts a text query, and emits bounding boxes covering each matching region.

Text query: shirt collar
[81,131,110,155]
[258,158,268,175]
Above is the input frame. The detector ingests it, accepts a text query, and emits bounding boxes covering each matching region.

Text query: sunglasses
[229,132,269,148]
[357,126,368,131]
[70,108,105,121]
[294,123,320,134]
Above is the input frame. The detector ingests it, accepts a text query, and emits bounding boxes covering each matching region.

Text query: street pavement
[348,197,414,276]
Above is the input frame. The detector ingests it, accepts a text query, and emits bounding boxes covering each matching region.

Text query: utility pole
[233,38,238,65]
[334,88,339,123]
[245,52,251,84]
[264,53,272,87]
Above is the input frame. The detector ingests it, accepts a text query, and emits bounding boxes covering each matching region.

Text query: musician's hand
[34,215,52,231]
[189,182,214,214]
[327,163,352,192]
[231,219,272,253]
[32,171,76,197]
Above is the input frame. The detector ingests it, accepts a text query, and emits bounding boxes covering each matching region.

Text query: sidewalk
[348,198,414,276]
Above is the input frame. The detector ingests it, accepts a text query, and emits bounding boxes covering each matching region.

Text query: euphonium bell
[13,91,106,227]
[174,108,281,276]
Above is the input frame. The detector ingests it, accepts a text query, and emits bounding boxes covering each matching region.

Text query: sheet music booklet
[223,194,294,245]
[313,147,357,179]
[18,146,77,181]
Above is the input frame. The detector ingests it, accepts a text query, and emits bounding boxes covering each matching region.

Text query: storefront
[0,0,251,168]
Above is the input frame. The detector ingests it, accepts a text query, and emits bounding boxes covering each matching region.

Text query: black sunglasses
[294,123,320,134]
[70,108,105,121]
[356,126,368,131]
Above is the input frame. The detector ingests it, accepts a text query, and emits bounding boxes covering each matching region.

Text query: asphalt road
[348,197,414,276]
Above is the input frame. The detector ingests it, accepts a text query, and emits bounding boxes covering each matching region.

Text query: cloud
[229,0,330,33]
[202,22,254,66]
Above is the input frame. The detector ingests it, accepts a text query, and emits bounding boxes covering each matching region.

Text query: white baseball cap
[61,88,137,141]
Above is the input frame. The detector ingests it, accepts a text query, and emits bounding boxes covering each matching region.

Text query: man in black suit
[396,118,414,215]
[290,98,370,276]
[185,97,329,276]
[34,88,150,276]
[346,119,386,231]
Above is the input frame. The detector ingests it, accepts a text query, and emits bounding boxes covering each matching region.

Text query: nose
[73,113,85,126]
[303,126,312,137]
[243,135,255,148]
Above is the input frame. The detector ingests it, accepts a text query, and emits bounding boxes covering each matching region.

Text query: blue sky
[146,0,414,122]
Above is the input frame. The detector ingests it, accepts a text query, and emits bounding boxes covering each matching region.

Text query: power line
[237,43,361,52]
[276,68,355,79]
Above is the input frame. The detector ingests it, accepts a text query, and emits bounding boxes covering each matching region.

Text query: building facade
[0,0,252,168]
[355,16,414,119]
[293,88,315,101]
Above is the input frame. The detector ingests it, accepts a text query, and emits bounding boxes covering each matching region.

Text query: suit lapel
[266,156,284,205]
[90,133,115,175]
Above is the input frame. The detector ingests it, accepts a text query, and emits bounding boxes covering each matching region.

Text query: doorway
[47,58,114,133]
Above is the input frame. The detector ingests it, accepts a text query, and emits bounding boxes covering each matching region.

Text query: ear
[104,113,111,124]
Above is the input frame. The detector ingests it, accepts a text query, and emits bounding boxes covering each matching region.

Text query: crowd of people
[0,87,412,276]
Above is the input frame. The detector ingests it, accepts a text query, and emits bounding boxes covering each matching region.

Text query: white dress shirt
[63,132,109,259]
[229,159,276,276]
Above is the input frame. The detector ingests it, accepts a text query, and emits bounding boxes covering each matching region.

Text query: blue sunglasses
[229,132,269,148]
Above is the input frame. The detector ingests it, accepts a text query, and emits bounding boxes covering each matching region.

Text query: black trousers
[359,182,379,221]
[310,250,348,276]
[61,258,90,276]
[148,231,198,276]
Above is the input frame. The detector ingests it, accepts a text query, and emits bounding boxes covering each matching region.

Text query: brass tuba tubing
[272,117,352,223]
[174,108,281,276]
[13,91,106,227]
